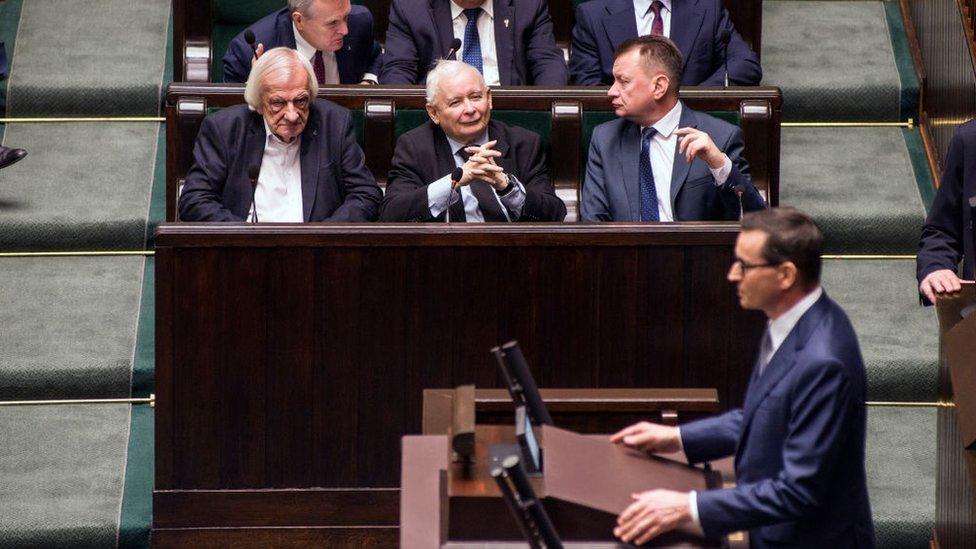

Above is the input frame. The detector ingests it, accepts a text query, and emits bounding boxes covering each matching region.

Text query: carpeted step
[4,0,169,117]
[866,405,935,548]
[0,122,162,252]
[0,256,147,400]
[779,127,926,254]
[762,1,917,122]
[822,259,938,402]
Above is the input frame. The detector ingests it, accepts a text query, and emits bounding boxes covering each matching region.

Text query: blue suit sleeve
[569,5,605,85]
[580,126,613,221]
[917,127,966,284]
[223,35,254,84]
[719,125,766,217]
[699,6,762,86]
[681,409,743,463]
[523,1,569,85]
[695,359,856,538]
[178,116,243,222]
[379,1,421,84]
[323,110,382,221]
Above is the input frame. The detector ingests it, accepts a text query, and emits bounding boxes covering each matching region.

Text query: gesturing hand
[675,127,727,170]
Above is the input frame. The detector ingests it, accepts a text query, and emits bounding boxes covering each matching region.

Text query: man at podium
[610,208,875,548]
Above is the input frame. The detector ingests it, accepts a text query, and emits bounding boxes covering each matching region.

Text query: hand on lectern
[610,421,681,454]
[919,268,962,303]
[614,489,692,545]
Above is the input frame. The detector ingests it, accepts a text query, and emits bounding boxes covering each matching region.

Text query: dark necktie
[639,127,660,221]
[757,329,773,376]
[649,1,665,36]
[461,8,484,74]
[457,147,508,222]
[312,51,326,85]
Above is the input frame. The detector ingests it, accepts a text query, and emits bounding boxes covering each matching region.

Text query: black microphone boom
[446,38,462,61]
[244,29,258,58]
[248,165,261,223]
[718,27,731,87]
[445,166,464,223]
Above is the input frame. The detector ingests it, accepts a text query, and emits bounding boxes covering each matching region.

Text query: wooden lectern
[934,282,976,548]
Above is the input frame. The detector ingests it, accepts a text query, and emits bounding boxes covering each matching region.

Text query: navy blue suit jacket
[917,119,976,286]
[222,6,382,84]
[379,0,568,85]
[178,100,381,222]
[682,293,875,548]
[569,0,761,86]
[580,103,765,221]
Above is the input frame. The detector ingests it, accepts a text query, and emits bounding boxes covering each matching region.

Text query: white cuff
[709,155,732,186]
[362,73,378,84]
[688,491,704,534]
[427,174,456,217]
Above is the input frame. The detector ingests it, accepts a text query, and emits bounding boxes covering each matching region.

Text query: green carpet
[0,404,131,547]
[5,0,169,117]
[822,260,938,402]
[0,122,160,252]
[779,127,925,254]
[762,1,903,121]
[0,256,145,400]
[866,406,936,548]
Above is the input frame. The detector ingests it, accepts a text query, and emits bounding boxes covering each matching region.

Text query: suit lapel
[488,121,513,175]
[242,114,267,219]
[670,0,705,71]
[620,121,642,221]
[431,0,454,62]
[669,104,696,206]
[602,0,639,52]
[336,46,355,83]
[493,0,515,85]
[299,110,321,221]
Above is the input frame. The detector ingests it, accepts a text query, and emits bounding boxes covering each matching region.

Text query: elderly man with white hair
[223,0,382,84]
[179,47,381,222]
[380,60,565,222]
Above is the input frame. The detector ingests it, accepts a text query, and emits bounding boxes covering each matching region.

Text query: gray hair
[425,60,486,104]
[288,0,316,16]
[244,47,318,110]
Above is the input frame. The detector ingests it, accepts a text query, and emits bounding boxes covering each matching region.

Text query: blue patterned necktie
[462,8,484,74]
[639,126,660,221]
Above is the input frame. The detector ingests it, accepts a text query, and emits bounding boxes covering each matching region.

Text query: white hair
[425,60,486,104]
[244,47,318,111]
[288,0,315,16]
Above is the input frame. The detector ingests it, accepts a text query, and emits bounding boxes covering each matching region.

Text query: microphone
[446,38,462,61]
[244,30,258,59]
[445,166,464,223]
[248,165,260,223]
[718,27,731,87]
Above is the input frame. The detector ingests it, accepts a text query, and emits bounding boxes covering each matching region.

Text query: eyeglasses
[731,258,782,275]
[266,95,310,114]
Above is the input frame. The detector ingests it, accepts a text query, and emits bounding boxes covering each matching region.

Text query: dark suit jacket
[178,100,381,222]
[917,119,976,286]
[222,6,382,84]
[580,103,765,221]
[380,119,566,222]
[379,0,568,85]
[569,0,761,86]
[682,293,875,548]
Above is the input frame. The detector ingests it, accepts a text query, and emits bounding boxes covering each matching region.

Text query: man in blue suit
[611,207,875,548]
[180,48,381,222]
[223,0,382,84]
[379,0,568,85]
[581,35,764,222]
[917,120,976,303]
[570,0,761,86]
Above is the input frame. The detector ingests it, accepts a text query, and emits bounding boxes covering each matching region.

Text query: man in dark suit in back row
[612,207,875,548]
[581,35,764,222]
[570,0,761,86]
[223,0,382,84]
[380,0,568,85]
[380,60,566,222]
[180,48,381,222]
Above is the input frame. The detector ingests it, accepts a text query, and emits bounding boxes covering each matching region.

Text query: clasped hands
[458,140,509,191]
[609,421,693,545]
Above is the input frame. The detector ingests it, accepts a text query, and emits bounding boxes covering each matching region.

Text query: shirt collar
[292,22,316,60]
[451,0,493,21]
[263,117,301,147]
[641,101,682,139]
[445,129,490,158]
[635,0,671,16]
[767,286,823,350]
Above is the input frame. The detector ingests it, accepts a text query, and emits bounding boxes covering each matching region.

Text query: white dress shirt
[426,130,526,222]
[451,1,500,86]
[640,101,731,221]
[684,286,824,531]
[248,119,304,223]
[635,0,672,37]
[293,23,342,84]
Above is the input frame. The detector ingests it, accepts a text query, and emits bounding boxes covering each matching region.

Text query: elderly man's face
[426,68,492,144]
[608,49,668,124]
[293,0,351,53]
[259,69,311,143]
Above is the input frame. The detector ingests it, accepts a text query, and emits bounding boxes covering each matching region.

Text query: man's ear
[652,74,671,101]
[425,103,440,125]
[778,262,800,291]
[292,10,304,31]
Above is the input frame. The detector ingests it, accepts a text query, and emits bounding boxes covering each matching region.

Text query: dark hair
[613,35,683,96]
[741,208,823,287]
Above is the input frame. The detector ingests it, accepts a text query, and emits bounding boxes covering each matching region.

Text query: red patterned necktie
[649,1,664,36]
[312,51,326,84]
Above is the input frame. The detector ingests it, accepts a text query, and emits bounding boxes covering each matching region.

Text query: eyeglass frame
[730,257,784,275]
